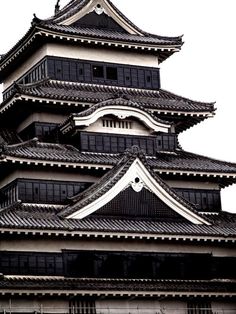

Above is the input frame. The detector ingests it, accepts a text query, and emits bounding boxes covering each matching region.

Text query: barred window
[187,302,212,314]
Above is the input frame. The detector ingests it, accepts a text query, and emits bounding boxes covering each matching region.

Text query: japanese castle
[0,0,236,313]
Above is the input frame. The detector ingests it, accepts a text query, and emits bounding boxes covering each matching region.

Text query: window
[92,65,104,78]
[106,66,118,80]
[187,301,212,314]
[102,119,132,129]
[69,299,96,314]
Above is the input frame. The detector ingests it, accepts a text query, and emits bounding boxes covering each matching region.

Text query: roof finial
[55,0,60,15]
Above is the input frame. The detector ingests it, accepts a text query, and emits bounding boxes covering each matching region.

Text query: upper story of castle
[0,0,183,96]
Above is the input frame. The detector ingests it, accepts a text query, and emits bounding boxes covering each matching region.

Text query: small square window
[106,67,118,80]
[93,65,104,78]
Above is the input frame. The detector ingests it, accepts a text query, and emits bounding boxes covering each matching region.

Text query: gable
[93,186,184,220]
[71,11,128,33]
[59,0,143,35]
[62,156,210,225]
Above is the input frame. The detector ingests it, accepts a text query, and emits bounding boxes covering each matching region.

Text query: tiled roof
[0,129,21,145]
[41,23,182,46]
[0,203,236,238]
[1,139,117,165]
[1,276,235,295]
[45,0,182,45]
[2,80,215,114]
[1,140,236,176]
[149,150,236,174]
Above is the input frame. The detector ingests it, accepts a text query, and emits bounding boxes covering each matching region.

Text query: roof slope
[1,139,236,179]
[0,203,236,239]
[1,80,215,113]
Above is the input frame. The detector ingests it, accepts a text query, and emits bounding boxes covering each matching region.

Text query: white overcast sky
[0,0,236,212]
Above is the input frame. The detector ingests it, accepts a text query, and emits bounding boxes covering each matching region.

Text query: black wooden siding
[95,187,182,219]
[0,250,235,280]
[3,56,160,101]
[19,122,58,141]
[3,58,47,101]
[72,11,127,32]
[0,179,221,212]
[79,131,177,155]
[47,56,160,89]
[175,188,221,212]
[0,179,91,208]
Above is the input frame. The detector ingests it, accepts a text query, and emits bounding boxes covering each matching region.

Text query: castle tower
[0,1,235,313]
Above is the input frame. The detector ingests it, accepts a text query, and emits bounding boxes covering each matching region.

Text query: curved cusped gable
[60,98,172,134]
[60,148,210,225]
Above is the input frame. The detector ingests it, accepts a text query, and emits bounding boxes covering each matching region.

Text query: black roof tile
[2,140,236,175]
[0,203,236,237]
[0,129,21,145]
[1,276,235,294]
[2,80,215,114]
[41,23,182,46]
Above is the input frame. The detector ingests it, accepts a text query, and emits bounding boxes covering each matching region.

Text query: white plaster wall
[0,298,235,313]
[166,180,220,190]
[17,112,67,133]
[3,43,158,90]
[86,117,151,135]
[46,43,159,67]
[212,301,236,313]
[0,298,69,313]
[3,45,48,89]
[96,299,187,314]
[96,299,162,314]
[1,238,236,256]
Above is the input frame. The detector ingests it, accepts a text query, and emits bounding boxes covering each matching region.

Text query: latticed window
[69,299,96,314]
[187,302,212,314]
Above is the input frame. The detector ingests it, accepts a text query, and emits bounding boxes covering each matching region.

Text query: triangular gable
[60,148,210,225]
[53,0,144,35]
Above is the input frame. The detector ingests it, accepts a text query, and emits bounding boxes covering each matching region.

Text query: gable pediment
[71,11,128,33]
[57,0,143,35]
[60,149,210,225]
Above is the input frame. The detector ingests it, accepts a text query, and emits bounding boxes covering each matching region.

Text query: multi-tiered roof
[0,0,236,306]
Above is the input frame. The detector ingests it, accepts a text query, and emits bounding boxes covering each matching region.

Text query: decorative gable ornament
[94,3,105,15]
